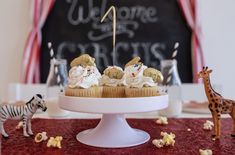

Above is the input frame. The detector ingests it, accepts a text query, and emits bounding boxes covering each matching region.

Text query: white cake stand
[59,94,168,148]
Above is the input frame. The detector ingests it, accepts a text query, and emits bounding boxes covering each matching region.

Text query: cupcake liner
[125,86,160,97]
[102,86,125,98]
[65,87,103,97]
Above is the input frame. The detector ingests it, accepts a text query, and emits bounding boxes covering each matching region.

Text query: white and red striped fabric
[22,0,55,83]
[178,0,205,83]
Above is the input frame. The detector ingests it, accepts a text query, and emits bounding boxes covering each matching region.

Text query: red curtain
[22,0,55,83]
[178,0,205,83]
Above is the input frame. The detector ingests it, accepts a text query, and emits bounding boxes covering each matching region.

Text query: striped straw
[47,42,64,92]
[166,42,180,84]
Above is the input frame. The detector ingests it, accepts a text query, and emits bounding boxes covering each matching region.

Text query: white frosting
[100,66,124,87]
[123,64,157,88]
[124,63,147,78]
[68,66,101,89]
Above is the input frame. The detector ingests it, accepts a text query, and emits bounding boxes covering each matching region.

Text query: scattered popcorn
[161,132,175,146]
[203,120,214,130]
[199,149,213,155]
[155,117,168,125]
[152,139,164,148]
[187,128,191,131]
[152,132,176,148]
[35,132,48,143]
[47,136,63,149]
[15,121,23,130]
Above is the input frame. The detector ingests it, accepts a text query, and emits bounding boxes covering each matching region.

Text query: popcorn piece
[161,132,176,146]
[156,117,168,125]
[47,136,63,149]
[199,149,213,155]
[16,121,23,130]
[153,132,176,148]
[55,136,63,149]
[152,139,164,148]
[35,132,48,143]
[203,120,214,130]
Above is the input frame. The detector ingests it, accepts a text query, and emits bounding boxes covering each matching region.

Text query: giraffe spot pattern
[208,104,213,112]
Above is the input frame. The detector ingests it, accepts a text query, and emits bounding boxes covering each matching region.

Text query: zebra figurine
[0,94,47,138]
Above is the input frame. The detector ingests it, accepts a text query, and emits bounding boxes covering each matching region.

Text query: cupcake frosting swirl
[124,63,157,88]
[100,66,125,87]
[68,65,101,89]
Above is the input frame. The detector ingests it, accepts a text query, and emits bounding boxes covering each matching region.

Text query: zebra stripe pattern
[0,94,47,138]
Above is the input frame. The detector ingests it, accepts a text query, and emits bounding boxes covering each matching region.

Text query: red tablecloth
[1,118,235,155]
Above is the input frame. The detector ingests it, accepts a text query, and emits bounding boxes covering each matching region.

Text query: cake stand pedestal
[59,94,168,148]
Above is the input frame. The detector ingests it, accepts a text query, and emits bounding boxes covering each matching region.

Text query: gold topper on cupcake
[70,54,96,67]
[104,67,124,79]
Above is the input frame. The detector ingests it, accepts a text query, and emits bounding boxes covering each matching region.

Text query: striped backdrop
[22,0,55,83]
[178,0,205,83]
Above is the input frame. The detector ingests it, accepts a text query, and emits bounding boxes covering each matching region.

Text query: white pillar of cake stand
[59,95,168,148]
[77,114,150,148]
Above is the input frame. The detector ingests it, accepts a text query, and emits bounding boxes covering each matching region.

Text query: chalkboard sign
[41,0,192,83]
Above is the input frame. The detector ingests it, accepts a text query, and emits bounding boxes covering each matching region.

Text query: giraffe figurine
[198,66,235,139]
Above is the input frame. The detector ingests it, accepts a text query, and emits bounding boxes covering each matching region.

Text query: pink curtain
[22,0,55,83]
[178,0,205,83]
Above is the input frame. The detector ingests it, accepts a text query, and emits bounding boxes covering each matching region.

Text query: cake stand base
[76,114,150,148]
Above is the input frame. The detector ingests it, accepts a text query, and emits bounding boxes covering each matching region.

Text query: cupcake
[65,54,103,97]
[100,66,125,98]
[123,57,163,97]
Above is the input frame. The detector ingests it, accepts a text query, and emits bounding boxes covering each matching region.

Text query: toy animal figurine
[198,66,235,139]
[0,94,47,138]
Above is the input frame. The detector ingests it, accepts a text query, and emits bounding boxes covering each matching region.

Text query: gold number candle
[101,6,117,65]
